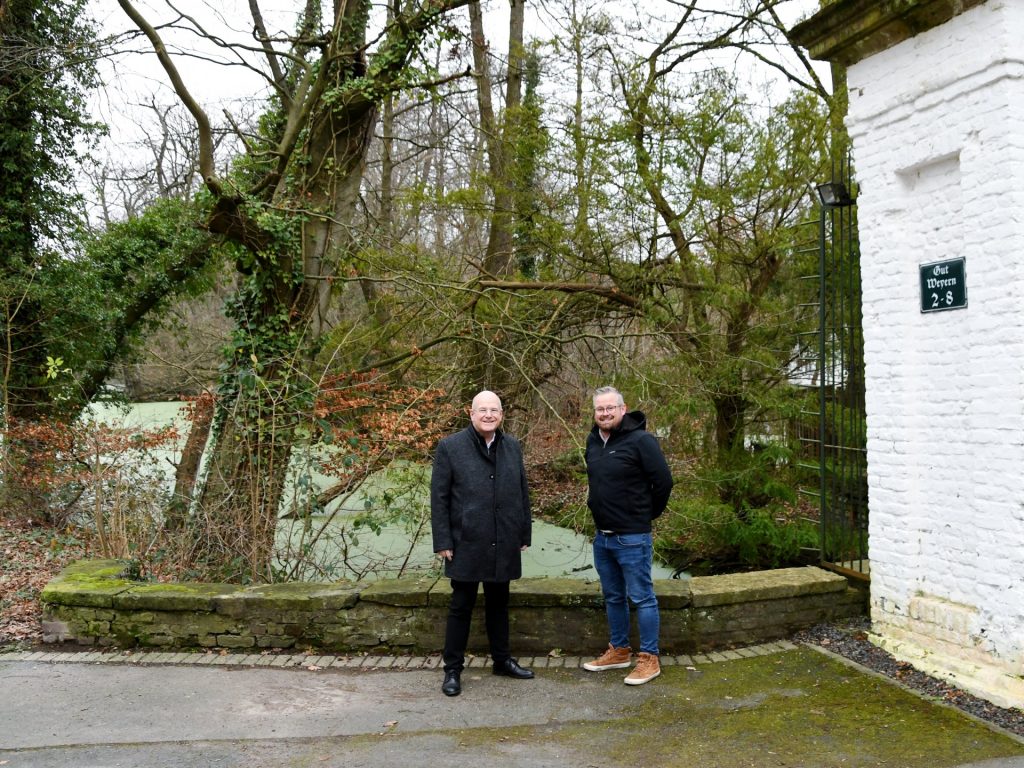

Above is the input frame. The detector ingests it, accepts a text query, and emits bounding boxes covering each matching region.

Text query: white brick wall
[845,0,1024,708]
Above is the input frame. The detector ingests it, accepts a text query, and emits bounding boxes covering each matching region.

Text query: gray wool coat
[430,426,532,582]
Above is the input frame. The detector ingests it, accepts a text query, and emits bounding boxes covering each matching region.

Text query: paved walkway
[0,639,793,671]
[2,641,1023,768]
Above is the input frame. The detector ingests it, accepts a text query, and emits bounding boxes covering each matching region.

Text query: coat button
[489,474,494,479]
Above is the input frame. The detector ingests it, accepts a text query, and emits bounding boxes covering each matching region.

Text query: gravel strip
[793,617,1024,737]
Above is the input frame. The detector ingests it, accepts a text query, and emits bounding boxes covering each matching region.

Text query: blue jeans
[592,532,660,655]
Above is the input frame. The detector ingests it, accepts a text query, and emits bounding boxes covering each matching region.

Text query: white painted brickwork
[846,0,1024,709]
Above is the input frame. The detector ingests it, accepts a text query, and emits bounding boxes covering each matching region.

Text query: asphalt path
[2,649,1023,768]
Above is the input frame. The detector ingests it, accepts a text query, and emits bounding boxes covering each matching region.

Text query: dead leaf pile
[0,518,86,648]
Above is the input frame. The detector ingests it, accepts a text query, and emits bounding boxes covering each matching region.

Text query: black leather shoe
[493,658,534,679]
[442,670,461,696]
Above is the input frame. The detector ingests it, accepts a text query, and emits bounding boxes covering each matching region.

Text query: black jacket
[430,426,532,582]
[585,410,673,534]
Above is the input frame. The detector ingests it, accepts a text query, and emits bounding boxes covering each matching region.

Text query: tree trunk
[192,99,378,581]
[166,393,214,532]
[468,0,522,278]
[360,84,394,328]
[463,0,525,401]
[0,1,63,519]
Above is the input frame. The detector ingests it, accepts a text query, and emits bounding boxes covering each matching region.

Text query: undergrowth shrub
[0,415,178,563]
[657,495,817,575]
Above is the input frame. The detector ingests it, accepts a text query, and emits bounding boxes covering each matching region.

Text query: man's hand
[437,549,453,560]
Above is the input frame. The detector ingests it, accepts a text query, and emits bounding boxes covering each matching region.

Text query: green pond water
[86,401,673,581]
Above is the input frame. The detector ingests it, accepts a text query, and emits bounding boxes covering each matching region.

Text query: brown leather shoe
[624,652,660,685]
[582,644,632,671]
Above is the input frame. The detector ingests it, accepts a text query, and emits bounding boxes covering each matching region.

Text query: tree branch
[116,0,222,195]
[247,0,290,109]
[477,280,645,309]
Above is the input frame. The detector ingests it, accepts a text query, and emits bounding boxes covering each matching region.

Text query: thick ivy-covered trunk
[1,0,96,518]
[1,1,61,429]
[192,101,378,580]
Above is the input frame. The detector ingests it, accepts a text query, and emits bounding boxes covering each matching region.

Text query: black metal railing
[799,157,869,581]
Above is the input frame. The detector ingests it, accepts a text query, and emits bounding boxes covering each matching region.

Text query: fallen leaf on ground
[0,519,87,648]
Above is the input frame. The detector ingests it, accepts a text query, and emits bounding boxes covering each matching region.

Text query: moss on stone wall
[39,560,866,654]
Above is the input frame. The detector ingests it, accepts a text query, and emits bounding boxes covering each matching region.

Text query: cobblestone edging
[0,640,800,670]
[39,559,866,655]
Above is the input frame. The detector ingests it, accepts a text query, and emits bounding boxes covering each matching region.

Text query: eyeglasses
[473,408,503,415]
[594,405,623,414]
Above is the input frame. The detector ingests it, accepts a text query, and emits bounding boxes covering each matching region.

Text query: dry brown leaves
[0,518,87,647]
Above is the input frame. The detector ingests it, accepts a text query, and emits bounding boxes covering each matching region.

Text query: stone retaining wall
[40,560,866,654]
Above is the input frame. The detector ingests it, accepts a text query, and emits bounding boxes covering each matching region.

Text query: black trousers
[442,579,511,673]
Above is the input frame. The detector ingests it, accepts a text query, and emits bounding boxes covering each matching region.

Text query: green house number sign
[920,257,967,313]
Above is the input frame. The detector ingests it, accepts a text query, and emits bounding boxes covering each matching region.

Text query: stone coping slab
[688,566,847,608]
[41,560,843,612]
[114,583,242,612]
[360,575,439,607]
[40,559,136,608]
[215,582,362,615]
[509,577,604,607]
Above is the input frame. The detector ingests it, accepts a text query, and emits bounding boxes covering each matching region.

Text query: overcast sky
[88,0,826,115]
[83,0,829,214]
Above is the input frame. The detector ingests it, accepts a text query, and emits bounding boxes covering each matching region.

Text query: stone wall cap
[655,578,693,610]
[361,575,439,607]
[40,577,134,608]
[114,583,242,612]
[215,582,362,613]
[509,577,604,607]
[40,559,136,607]
[689,567,847,608]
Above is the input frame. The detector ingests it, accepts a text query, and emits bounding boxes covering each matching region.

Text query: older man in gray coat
[431,390,533,697]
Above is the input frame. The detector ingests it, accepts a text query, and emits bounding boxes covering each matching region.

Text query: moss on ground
[318,649,1024,768]
[586,649,1024,767]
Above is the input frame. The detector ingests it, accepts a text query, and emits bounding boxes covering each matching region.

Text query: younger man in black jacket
[582,386,673,685]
